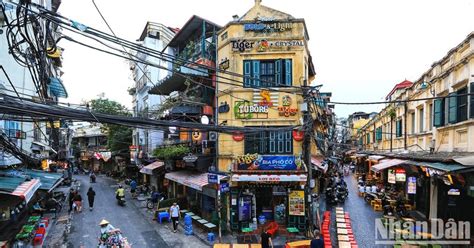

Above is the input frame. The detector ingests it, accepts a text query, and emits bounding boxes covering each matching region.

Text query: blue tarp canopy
[48,77,68,98]
[23,170,63,192]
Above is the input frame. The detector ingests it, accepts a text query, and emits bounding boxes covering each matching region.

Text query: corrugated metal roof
[24,170,63,191]
[0,177,26,193]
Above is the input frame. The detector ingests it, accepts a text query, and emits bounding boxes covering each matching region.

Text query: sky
[59,0,474,118]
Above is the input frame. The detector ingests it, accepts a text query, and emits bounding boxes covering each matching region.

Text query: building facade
[130,22,175,164]
[216,0,316,231]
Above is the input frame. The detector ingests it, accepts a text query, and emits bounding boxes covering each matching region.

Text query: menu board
[395,169,406,182]
[288,190,305,216]
[407,177,416,194]
[388,169,396,184]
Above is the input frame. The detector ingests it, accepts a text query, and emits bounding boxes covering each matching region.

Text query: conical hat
[99,219,109,225]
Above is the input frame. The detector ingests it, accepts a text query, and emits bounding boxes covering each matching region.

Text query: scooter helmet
[119,185,123,188]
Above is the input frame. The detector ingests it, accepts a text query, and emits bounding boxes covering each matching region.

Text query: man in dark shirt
[310,229,324,248]
[260,227,273,248]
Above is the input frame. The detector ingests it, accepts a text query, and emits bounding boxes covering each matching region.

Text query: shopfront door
[416,176,430,217]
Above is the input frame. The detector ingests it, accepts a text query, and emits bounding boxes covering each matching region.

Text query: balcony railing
[173,40,215,72]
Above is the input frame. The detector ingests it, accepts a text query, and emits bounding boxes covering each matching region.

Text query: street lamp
[420,81,435,96]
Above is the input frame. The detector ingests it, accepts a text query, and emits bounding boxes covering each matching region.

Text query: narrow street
[66,175,169,248]
[320,172,381,247]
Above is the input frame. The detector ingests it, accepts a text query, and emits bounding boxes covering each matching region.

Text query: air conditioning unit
[209,131,217,141]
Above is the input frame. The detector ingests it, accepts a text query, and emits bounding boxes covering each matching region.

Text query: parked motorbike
[336,185,348,202]
[326,184,348,204]
[395,200,409,218]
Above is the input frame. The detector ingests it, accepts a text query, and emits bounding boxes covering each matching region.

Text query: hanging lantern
[232,132,244,142]
[292,130,304,141]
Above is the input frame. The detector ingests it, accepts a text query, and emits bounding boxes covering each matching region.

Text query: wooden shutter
[448,93,457,124]
[275,60,282,86]
[243,61,251,87]
[277,132,284,153]
[252,60,260,87]
[471,82,474,118]
[285,130,292,153]
[284,59,292,86]
[433,99,444,127]
[269,131,276,154]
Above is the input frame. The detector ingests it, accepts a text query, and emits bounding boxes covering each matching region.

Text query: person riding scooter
[116,185,125,206]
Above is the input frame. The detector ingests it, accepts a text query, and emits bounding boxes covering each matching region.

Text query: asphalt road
[66,175,169,248]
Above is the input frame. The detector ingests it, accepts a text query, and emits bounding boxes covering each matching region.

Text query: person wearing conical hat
[99,219,115,234]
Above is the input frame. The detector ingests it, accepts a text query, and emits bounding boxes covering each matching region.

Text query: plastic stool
[158,212,170,223]
[207,232,215,242]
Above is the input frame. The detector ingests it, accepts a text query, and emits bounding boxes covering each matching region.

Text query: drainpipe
[404,103,408,150]
[390,115,393,153]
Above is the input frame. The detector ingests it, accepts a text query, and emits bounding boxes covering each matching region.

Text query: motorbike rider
[90,171,96,183]
[99,219,117,234]
[116,185,125,201]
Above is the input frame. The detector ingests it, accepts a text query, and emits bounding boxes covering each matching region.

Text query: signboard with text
[407,177,416,194]
[235,154,301,170]
[288,190,305,216]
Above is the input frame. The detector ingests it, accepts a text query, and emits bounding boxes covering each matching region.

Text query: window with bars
[243,59,292,88]
[376,127,383,141]
[457,87,468,123]
[244,129,293,155]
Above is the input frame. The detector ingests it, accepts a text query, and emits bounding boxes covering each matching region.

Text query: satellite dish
[201,115,209,125]
[169,126,177,133]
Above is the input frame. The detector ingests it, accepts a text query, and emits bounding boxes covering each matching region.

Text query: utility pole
[302,85,315,234]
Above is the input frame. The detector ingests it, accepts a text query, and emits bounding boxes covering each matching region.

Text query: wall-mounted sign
[234,101,269,119]
[278,95,298,117]
[388,169,396,184]
[218,102,230,113]
[208,173,219,184]
[288,190,305,216]
[220,182,230,193]
[259,90,273,107]
[232,132,245,142]
[183,153,198,163]
[257,40,304,52]
[407,177,416,194]
[231,174,307,182]
[395,169,406,182]
[292,130,304,141]
[191,131,202,141]
[448,188,460,196]
[231,39,255,52]
[219,58,230,71]
[244,22,295,32]
[235,154,301,170]
[256,16,276,22]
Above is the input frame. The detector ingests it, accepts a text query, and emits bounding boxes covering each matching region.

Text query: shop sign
[244,22,294,32]
[288,190,305,216]
[278,95,298,117]
[257,40,304,52]
[407,177,416,194]
[395,169,406,182]
[219,58,230,71]
[208,173,219,184]
[231,39,255,52]
[235,154,300,170]
[388,169,396,184]
[231,174,307,182]
[448,188,460,196]
[234,101,269,119]
[220,182,230,193]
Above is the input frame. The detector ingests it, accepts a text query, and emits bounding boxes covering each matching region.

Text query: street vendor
[99,219,117,234]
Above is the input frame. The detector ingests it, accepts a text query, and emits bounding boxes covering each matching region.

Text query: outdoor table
[336,223,346,228]
[180,209,189,215]
[336,218,346,223]
[338,241,351,248]
[233,245,249,248]
[337,228,348,235]
[197,219,208,224]
[338,235,349,241]
[286,227,299,241]
[241,227,253,243]
[213,244,230,248]
[185,212,195,217]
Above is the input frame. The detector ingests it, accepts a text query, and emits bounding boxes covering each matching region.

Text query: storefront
[139,161,165,191]
[165,170,226,221]
[229,173,307,231]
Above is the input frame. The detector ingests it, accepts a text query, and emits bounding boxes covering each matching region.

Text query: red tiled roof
[386,80,413,100]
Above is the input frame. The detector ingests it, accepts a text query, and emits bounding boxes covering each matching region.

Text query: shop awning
[165,171,226,191]
[414,162,466,173]
[140,161,164,175]
[24,170,63,192]
[231,174,307,182]
[453,155,474,166]
[11,179,41,203]
[371,159,409,172]
[355,153,368,158]
[311,156,328,173]
[368,155,385,162]
[0,177,26,193]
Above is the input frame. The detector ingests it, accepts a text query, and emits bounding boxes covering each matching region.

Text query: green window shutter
[396,120,403,137]
[243,61,251,87]
[448,93,457,124]
[433,98,444,127]
[284,59,292,86]
[470,82,474,118]
[252,60,260,87]
[366,133,370,144]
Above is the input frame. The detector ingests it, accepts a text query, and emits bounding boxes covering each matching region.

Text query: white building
[130,22,176,163]
[0,0,65,166]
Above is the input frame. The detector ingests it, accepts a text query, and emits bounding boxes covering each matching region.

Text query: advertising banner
[288,190,305,216]
[388,169,396,184]
[407,177,416,194]
[235,154,300,170]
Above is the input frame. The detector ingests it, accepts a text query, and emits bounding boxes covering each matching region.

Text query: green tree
[89,98,132,155]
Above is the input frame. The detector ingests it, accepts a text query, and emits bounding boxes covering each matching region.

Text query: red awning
[140,161,164,175]
[12,179,41,203]
[311,156,328,173]
[165,171,226,191]
[371,159,408,172]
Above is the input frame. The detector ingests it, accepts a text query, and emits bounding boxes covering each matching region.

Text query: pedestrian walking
[169,202,180,233]
[74,192,83,212]
[260,226,273,248]
[310,229,324,248]
[87,187,96,211]
[68,188,76,213]
[130,179,137,199]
